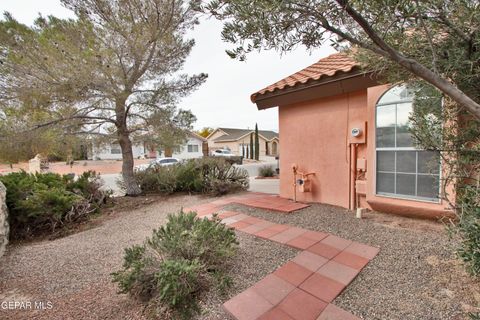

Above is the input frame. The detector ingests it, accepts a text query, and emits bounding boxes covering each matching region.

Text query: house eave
[254,71,379,110]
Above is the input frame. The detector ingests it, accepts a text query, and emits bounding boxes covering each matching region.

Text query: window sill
[375,192,441,204]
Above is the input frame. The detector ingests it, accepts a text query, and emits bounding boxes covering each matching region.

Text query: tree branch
[334,0,480,121]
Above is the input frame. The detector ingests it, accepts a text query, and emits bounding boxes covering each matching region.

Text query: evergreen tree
[249,133,254,160]
[254,123,260,160]
[0,0,206,195]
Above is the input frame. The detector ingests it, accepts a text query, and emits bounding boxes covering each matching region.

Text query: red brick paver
[291,251,328,272]
[257,307,294,320]
[274,262,313,286]
[278,288,328,320]
[299,273,345,303]
[307,242,342,259]
[223,288,273,320]
[317,304,361,320]
[251,274,295,305]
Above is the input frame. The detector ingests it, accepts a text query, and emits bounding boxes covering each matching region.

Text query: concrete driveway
[234,159,278,177]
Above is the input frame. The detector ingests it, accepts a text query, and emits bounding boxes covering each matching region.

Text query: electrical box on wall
[357,158,367,171]
[349,121,367,144]
[355,180,367,195]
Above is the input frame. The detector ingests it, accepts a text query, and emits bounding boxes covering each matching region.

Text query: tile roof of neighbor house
[213,128,279,142]
[251,52,360,102]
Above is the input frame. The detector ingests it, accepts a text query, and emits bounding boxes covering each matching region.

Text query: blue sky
[0,0,335,132]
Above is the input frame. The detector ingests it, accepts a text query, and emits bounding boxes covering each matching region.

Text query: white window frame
[110,144,122,154]
[187,144,199,153]
[375,86,442,203]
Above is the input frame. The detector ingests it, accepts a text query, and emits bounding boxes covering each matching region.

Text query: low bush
[0,170,110,239]
[134,158,249,196]
[204,156,243,165]
[112,211,238,319]
[455,184,480,276]
[258,165,275,177]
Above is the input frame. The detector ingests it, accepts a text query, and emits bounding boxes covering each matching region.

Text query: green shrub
[174,160,204,192]
[135,165,178,194]
[134,158,249,196]
[456,184,480,276]
[149,211,238,267]
[470,312,480,320]
[0,170,110,239]
[112,211,238,319]
[199,157,249,196]
[258,165,275,177]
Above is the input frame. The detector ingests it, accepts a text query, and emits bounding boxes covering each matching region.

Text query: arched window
[376,85,440,201]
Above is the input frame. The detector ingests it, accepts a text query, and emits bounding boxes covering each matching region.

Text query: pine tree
[0,0,206,195]
[249,133,254,160]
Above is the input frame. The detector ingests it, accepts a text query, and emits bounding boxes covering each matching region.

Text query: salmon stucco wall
[278,90,368,208]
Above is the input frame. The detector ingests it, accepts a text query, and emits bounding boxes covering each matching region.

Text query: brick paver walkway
[186,193,379,320]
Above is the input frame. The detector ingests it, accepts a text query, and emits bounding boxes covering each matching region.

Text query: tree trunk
[117,125,141,196]
[115,95,142,196]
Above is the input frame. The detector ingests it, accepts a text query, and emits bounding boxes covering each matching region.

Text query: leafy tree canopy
[204,0,480,120]
[197,127,214,138]
[0,0,206,194]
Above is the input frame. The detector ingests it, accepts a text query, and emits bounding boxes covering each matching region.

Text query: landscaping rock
[0,181,9,258]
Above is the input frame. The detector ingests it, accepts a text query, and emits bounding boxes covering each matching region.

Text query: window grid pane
[376,86,440,201]
[376,150,440,200]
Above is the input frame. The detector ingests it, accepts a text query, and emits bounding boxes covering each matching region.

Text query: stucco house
[251,52,449,218]
[89,131,206,160]
[207,127,279,157]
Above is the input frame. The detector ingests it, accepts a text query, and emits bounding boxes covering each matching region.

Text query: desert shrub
[135,165,178,194]
[455,184,480,276]
[199,157,249,196]
[149,211,238,266]
[174,160,204,192]
[112,211,238,319]
[0,170,110,239]
[470,312,480,320]
[134,158,249,196]
[258,165,275,177]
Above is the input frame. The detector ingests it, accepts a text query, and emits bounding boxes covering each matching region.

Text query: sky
[0,0,336,132]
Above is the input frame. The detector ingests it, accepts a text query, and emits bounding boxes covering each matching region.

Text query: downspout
[349,143,359,210]
[352,144,358,210]
[348,144,352,210]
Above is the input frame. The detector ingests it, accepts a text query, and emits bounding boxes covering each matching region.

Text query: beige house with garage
[207,127,279,157]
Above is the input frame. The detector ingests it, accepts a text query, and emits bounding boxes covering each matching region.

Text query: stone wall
[0,181,8,258]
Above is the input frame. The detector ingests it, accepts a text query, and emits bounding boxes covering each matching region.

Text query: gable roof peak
[251,52,360,102]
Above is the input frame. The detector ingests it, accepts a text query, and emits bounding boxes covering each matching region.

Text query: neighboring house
[251,52,449,218]
[207,127,279,157]
[89,131,206,160]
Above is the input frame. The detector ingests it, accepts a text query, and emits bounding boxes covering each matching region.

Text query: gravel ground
[0,194,212,320]
[0,194,296,320]
[223,203,480,320]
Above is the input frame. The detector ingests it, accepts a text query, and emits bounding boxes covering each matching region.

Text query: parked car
[134,157,179,171]
[212,149,235,157]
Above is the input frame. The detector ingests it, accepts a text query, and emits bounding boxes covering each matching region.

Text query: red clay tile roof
[251,52,359,102]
